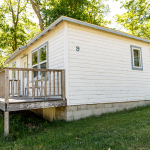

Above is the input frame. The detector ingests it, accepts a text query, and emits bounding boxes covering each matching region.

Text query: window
[131,45,143,70]
[12,62,16,79]
[31,42,48,77]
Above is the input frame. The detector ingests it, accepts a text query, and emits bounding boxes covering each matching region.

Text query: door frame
[21,54,28,68]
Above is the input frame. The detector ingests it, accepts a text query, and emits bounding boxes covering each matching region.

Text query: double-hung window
[32,42,48,77]
[131,45,143,70]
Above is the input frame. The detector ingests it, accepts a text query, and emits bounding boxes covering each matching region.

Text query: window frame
[131,45,143,70]
[31,42,48,79]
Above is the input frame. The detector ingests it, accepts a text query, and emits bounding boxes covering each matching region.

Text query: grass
[1,106,150,150]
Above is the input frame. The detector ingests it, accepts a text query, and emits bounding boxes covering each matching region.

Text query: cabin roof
[5,15,150,64]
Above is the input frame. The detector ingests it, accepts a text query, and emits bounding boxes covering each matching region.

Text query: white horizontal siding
[7,22,65,97]
[68,23,150,105]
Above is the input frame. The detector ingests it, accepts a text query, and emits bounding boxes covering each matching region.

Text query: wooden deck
[0,67,66,136]
[0,98,66,111]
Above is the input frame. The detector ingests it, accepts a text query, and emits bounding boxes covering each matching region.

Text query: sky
[104,0,126,31]
[0,0,127,32]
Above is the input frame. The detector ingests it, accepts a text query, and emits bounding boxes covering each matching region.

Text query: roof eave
[5,16,150,64]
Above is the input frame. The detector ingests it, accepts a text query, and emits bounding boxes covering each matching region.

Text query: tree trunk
[30,0,44,31]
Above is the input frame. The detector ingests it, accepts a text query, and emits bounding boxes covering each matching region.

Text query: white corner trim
[64,21,69,106]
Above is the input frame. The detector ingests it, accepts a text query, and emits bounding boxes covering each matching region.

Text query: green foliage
[0,0,40,69]
[39,0,110,28]
[1,106,150,149]
[0,50,9,69]
[116,0,150,39]
[40,45,46,62]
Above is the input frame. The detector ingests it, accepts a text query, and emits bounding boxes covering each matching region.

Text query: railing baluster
[53,71,55,95]
[61,70,65,100]
[12,70,14,97]
[32,71,35,99]
[45,71,47,99]
[57,71,59,95]
[41,71,43,96]
[22,71,24,97]
[18,71,20,97]
[27,71,29,97]
[37,71,38,96]
[49,71,51,95]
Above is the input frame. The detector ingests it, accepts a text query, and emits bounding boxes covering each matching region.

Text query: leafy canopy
[115,0,150,39]
[39,0,110,28]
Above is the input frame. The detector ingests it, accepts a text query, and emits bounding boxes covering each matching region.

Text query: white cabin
[2,16,150,121]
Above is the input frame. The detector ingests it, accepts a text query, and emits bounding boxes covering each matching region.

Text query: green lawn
[1,106,150,150]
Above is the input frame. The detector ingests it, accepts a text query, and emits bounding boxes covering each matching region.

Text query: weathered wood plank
[18,71,20,97]
[0,102,5,111]
[49,71,51,95]
[4,111,9,136]
[5,67,65,72]
[61,70,65,100]
[45,72,47,99]
[37,71,38,96]
[22,71,24,97]
[57,71,59,95]
[27,71,29,97]
[5,69,9,103]
[7,100,67,111]
[32,71,35,100]
[12,70,14,97]
[41,71,43,96]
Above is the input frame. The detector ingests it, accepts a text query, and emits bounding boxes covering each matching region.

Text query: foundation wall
[31,100,150,121]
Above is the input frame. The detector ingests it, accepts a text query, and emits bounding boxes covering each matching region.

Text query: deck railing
[0,67,65,102]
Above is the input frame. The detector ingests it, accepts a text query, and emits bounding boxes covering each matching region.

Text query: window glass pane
[24,62,27,68]
[40,45,46,62]
[134,49,141,67]
[12,64,15,68]
[33,65,38,78]
[40,62,47,77]
[32,51,38,66]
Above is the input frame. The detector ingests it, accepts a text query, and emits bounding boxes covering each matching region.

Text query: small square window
[131,45,143,70]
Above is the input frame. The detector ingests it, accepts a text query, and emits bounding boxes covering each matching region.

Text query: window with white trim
[32,43,48,77]
[131,45,143,70]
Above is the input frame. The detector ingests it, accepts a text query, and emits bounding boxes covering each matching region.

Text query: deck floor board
[0,98,63,104]
[0,98,66,111]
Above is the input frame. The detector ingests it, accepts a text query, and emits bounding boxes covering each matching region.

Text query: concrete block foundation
[31,100,150,121]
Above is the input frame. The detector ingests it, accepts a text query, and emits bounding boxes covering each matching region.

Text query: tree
[0,0,40,69]
[30,0,110,29]
[115,0,150,39]
[0,0,40,52]
[29,0,44,31]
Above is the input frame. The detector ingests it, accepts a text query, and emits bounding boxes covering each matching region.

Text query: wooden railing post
[4,68,9,136]
[61,70,65,100]
[5,69,9,104]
